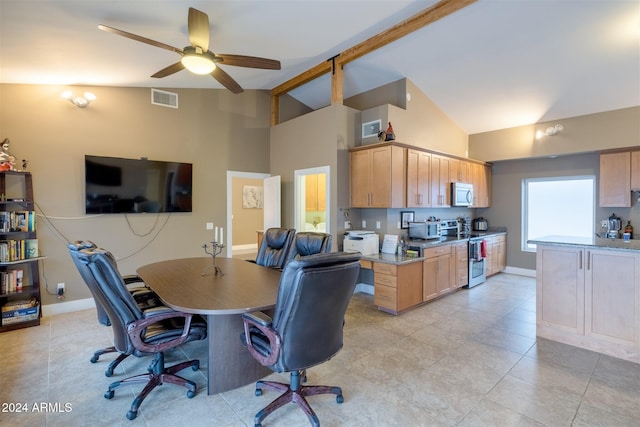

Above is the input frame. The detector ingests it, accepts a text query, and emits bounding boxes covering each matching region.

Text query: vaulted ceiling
[1,1,638,134]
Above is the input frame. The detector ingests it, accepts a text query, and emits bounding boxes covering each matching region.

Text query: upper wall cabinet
[350,144,406,208]
[350,142,491,209]
[599,152,631,207]
[406,149,431,208]
[631,151,640,191]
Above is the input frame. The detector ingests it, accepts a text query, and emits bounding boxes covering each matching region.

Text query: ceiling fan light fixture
[181,49,215,75]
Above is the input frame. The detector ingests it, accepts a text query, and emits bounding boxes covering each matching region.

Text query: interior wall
[474,152,636,270]
[469,106,640,162]
[231,177,264,246]
[270,104,359,249]
[0,83,271,306]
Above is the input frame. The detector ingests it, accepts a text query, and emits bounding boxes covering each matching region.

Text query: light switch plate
[362,220,366,228]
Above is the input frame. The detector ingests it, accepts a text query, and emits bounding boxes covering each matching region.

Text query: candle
[215,227,219,242]
[220,227,224,245]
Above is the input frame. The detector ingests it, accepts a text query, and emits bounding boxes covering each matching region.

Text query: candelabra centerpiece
[202,241,224,276]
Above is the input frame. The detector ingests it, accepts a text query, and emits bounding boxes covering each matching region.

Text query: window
[522,176,595,251]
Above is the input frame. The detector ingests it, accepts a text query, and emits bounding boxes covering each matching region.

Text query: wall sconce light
[61,90,96,108]
[536,123,564,139]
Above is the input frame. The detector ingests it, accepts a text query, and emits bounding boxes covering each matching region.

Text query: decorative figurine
[0,138,16,171]
[385,122,396,141]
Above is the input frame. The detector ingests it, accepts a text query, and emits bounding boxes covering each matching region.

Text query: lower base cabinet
[536,244,640,363]
[422,245,454,301]
[486,234,506,277]
[373,261,422,315]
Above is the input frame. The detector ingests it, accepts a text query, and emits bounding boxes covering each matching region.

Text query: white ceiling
[1,1,638,134]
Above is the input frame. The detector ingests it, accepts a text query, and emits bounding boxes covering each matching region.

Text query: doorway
[294,166,330,237]
[226,171,273,258]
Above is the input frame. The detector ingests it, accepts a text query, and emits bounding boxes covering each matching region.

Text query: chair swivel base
[253,370,343,427]
[90,346,131,377]
[104,352,200,420]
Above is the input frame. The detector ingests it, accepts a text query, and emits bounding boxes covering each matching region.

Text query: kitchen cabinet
[452,240,469,288]
[536,244,640,363]
[430,154,450,207]
[449,158,470,183]
[470,162,491,208]
[350,144,405,208]
[631,151,640,190]
[422,245,454,301]
[305,173,326,211]
[486,234,506,277]
[372,261,422,315]
[599,151,631,207]
[406,149,431,207]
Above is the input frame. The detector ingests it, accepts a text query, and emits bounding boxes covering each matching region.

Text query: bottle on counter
[624,220,633,238]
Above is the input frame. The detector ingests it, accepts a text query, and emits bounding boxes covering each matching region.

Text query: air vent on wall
[151,88,178,108]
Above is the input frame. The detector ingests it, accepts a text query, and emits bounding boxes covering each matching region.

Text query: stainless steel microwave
[408,221,441,240]
[451,182,474,207]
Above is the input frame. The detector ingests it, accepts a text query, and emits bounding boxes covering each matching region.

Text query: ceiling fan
[98,7,281,94]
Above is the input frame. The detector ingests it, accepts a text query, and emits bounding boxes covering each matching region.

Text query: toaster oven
[408,221,441,240]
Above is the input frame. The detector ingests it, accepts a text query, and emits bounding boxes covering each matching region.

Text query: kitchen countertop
[528,235,640,252]
[360,230,507,265]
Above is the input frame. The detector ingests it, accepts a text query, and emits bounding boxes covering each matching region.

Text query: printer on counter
[343,230,379,255]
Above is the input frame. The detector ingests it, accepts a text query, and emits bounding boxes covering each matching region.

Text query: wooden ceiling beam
[270,0,477,125]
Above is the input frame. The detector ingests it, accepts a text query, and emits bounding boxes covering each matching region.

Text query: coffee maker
[606,213,622,239]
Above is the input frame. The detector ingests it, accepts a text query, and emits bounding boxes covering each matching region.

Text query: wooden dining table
[136,256,282,395]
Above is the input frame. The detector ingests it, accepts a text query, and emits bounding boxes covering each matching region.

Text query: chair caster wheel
[90,355,99,363]
[187,390,196,398]
[336,394,344,404]
[255,389,262,396]
[192,361,200,371]
[105,368,114,377]
[104,390,114,400]
[126,410,137,420]
[254,424,262,427]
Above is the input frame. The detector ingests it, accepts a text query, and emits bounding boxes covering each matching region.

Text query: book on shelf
[0,211,36,232]
[25,239,38,258]
[1,297,36,312]
[1,300,39,325]
[0,269,24,294]
[0,239,38,261]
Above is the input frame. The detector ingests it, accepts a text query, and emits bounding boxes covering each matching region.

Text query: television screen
[85,155,192,214]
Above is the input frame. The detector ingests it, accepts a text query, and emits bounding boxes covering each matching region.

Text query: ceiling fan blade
[151,62,185,78]
[188,7,210,51]
[216,54,281,70]
[211,67,244,94]
[99,24,182,54]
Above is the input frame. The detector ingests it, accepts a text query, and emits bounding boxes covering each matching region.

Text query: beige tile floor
[1,273,639,426]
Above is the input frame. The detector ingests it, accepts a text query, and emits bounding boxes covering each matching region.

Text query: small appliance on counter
[473,217,488,231]
[440,219,461,238]
[408,218,441,240]
[606,213,622,239]
[343,230,379,255]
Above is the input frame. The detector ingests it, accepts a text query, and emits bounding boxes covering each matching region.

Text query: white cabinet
[536,244,640,363]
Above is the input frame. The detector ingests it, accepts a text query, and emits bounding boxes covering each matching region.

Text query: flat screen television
[85,155,192,214]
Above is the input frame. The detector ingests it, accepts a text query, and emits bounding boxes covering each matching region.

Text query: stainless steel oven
[467,237,486,287]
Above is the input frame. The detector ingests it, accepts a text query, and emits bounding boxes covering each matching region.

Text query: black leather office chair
[68,241,161,377]
[242,252,361,427]
[251,228,296,269]
[286,232,332,264]
[76,247,207,420]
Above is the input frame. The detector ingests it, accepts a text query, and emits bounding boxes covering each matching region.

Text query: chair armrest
[242,311,281,367]
[123,274,145,285]
[242,311,272,327]
[126,311,193,354]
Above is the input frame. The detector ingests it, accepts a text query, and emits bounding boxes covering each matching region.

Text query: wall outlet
[206,222,214,230]
[57,282,65,297]
[376,221,381,229]
[344,221,351,229]
[362,220,366,228]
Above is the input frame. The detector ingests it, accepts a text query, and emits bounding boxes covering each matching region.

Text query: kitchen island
[530,236,640,363]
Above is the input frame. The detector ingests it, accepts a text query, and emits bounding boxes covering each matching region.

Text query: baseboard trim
[42,298,95,317]
[504,266,536,277]
[233,243,258,251]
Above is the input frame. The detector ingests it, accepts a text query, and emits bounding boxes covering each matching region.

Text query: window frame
[521,175,596,252]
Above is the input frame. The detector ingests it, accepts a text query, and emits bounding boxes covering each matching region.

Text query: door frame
[294,165,330,236]
[226,170,271,258]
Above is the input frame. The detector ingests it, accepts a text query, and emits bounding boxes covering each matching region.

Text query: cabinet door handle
[579,250,583,270]
[587,251,591,270]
